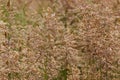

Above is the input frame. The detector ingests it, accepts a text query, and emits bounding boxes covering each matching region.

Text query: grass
[0,0,120,80]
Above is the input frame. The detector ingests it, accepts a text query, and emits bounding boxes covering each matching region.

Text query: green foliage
[53,67,69,80]
[14,11,27,26]
[8,72,21,80]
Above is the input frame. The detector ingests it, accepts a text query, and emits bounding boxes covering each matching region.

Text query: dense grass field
[0,0,120,80]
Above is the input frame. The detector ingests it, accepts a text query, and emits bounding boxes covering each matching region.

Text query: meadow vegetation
[0,0,120,80]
